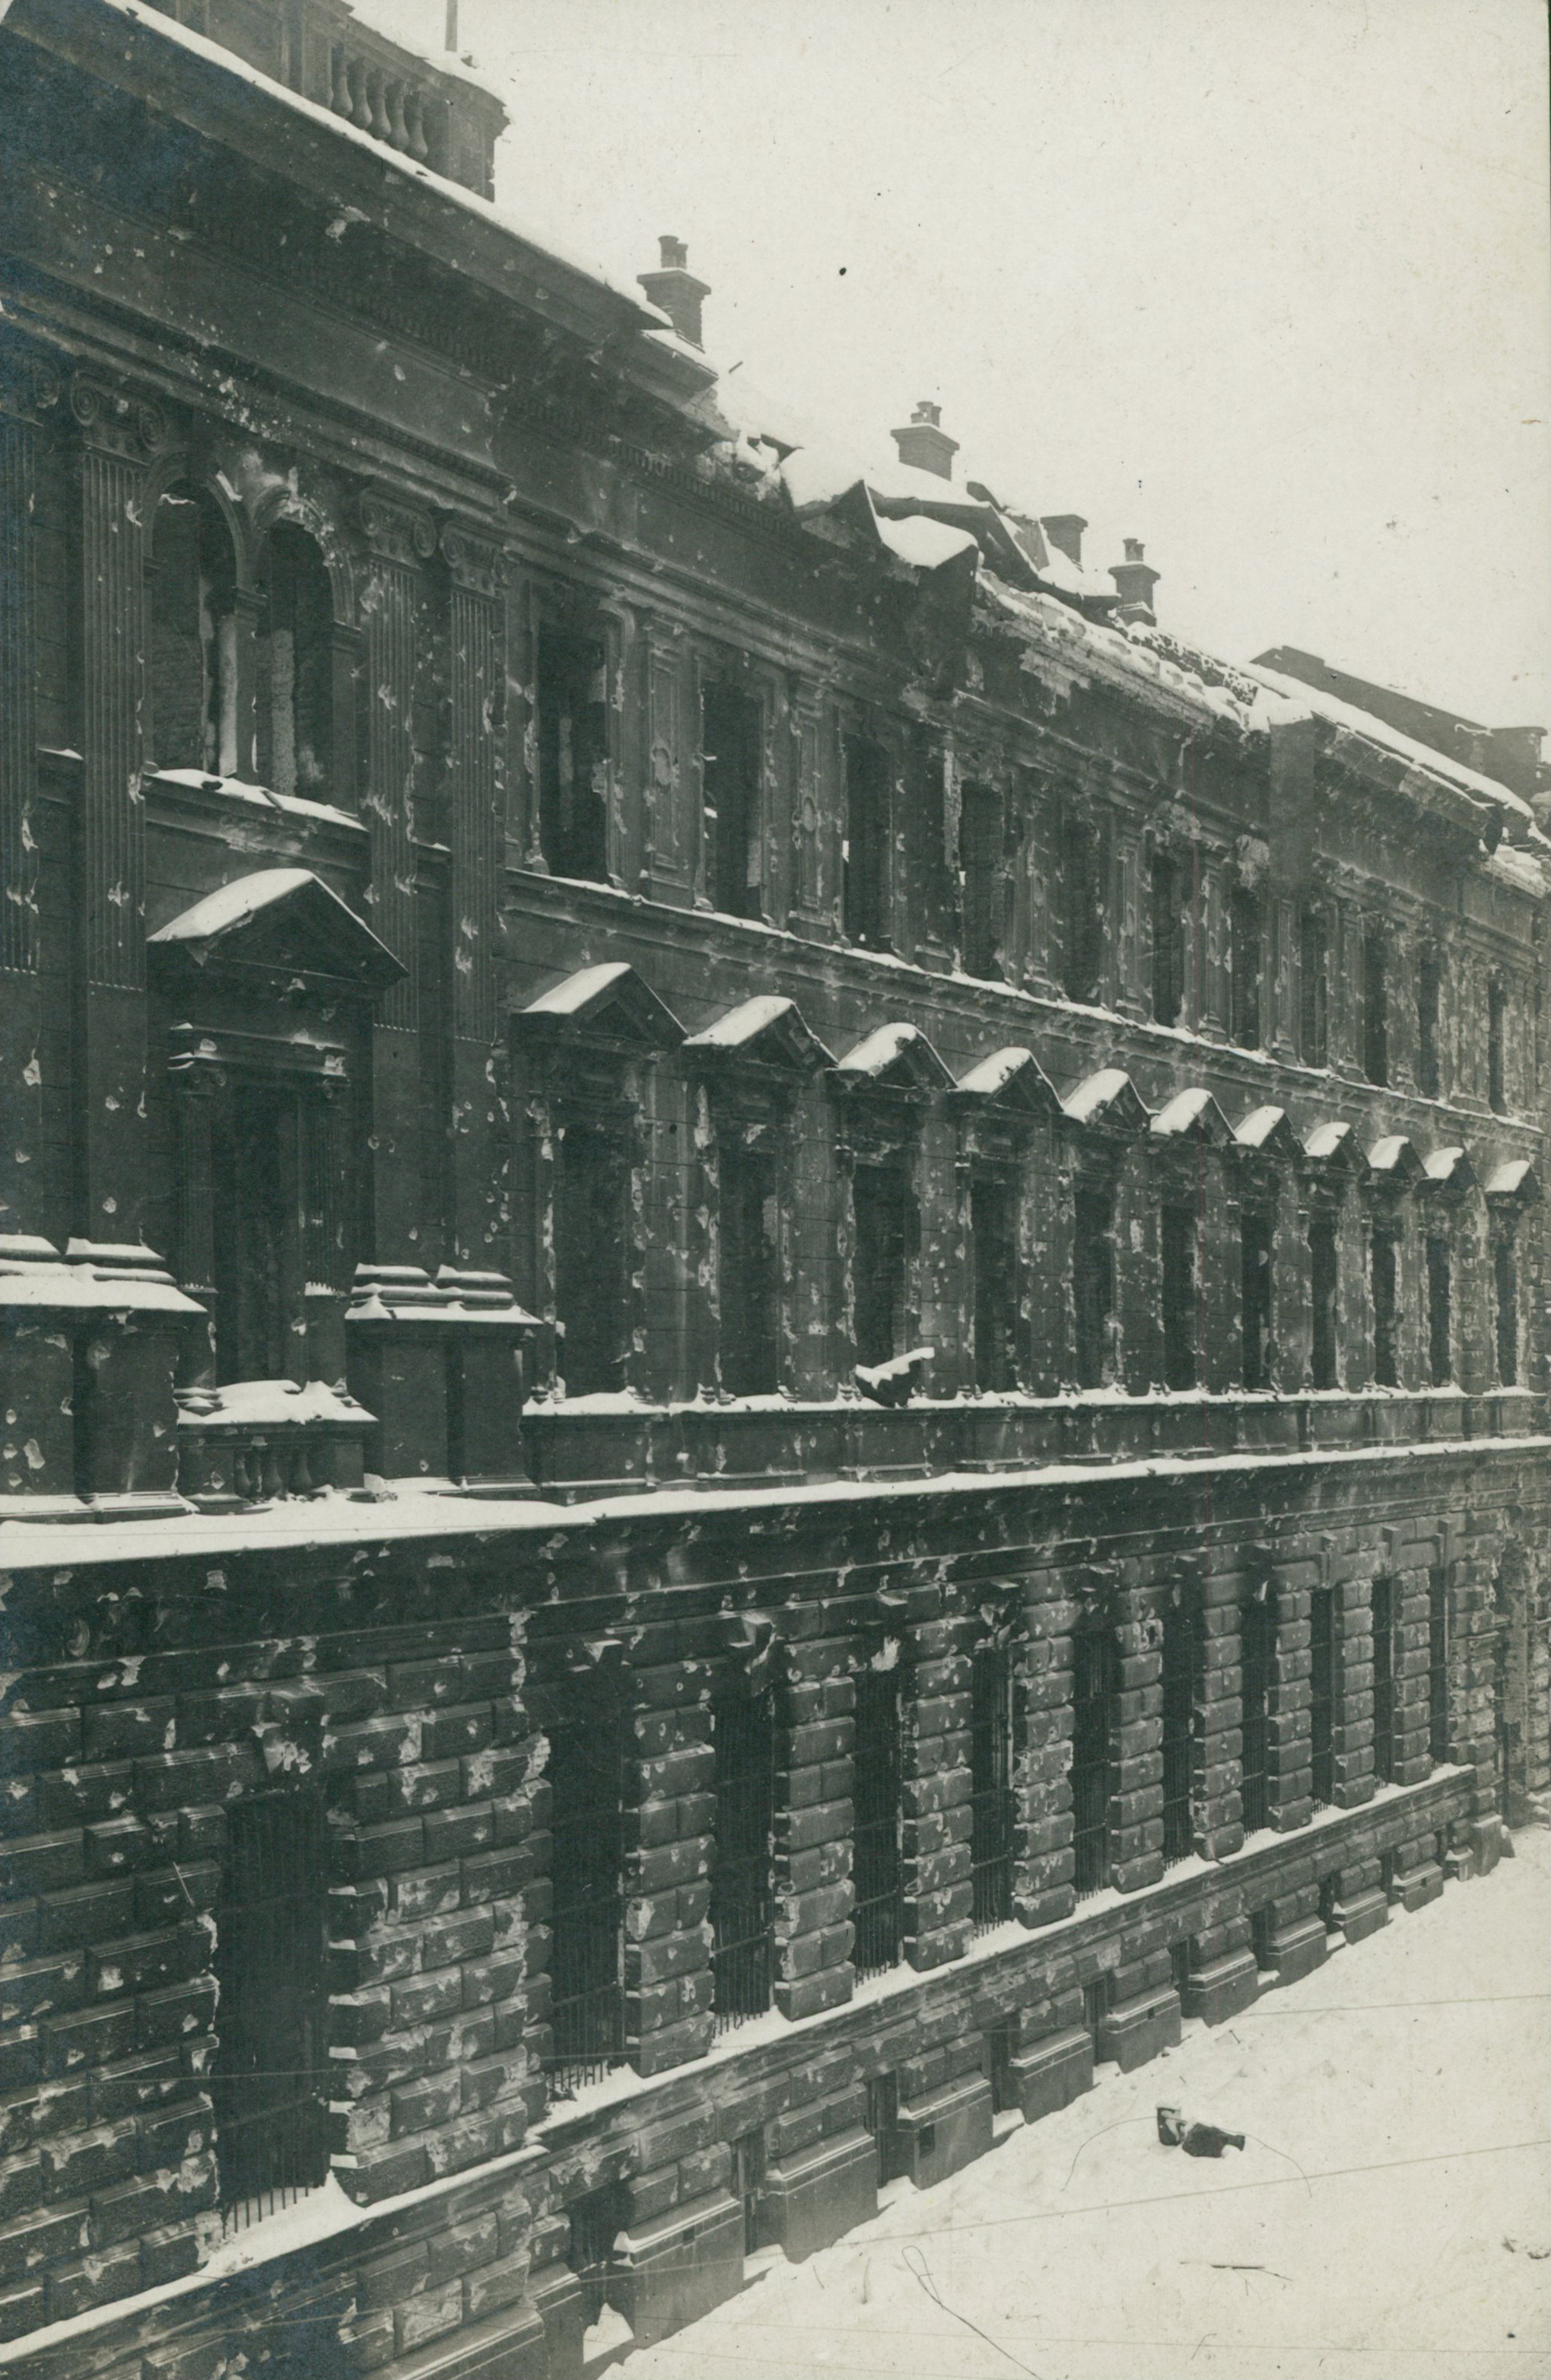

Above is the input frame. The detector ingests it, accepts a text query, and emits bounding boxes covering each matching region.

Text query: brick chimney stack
[1110,536,1160,623]
[1040,514,1088,568]
[890,400,958,482]
[637,236,710,349]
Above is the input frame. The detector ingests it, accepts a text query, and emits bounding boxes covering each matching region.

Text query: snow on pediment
[950,1045,1063,1115]
[683,994,834,1075]
[1302,1118,1365,1173]
[1422,1146,1478,1192]
[1061,1068,1151,1133]
[1150,1087,1232,1145]
[1233,1104,1299,1158]
[833,1022,954,1096]
[1366,1134,1425,1184]
[148,867,405,991]
[1485,1157,1540,1205]
[514,961,685,1050]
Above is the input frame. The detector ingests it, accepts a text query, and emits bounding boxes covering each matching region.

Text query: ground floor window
[710,1682,777,2028]
[968,1642,1015,1930]
[1311,1589,1336,1809]
[1428,1566,1451,1765]
[1240,1590,1275,1833]
[547,1680,626,2093]
[1070,1626,1117,1897]
[1160,1596,1200,1864]
[1371,1577,1397,1785]
[852,1662,904,1974]
[212,1787,330,2227]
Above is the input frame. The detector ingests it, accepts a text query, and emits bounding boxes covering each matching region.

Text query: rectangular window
[1161,1204,1200,1391]
[1299,905,1328,1066]
[1362,924,1389,1085]
[1310,1589,1336,1809]
[843,734,892,948]
[1426,1235,1452,1386]
[1150,851,1184,1027]
[554,1118,630,1395]
[1073,1184,1115,1389]
[969,1642,1015,1931]
[971,1171,1019,1392]
[1487,979,1507,1114]
[211,1080,304,1384]
[702,681,763,918]
[1160,1596,1199,1866]
[1251,1908,1276,1972]
[853,1157,911,1369]
[959,782,1005,978]
[1310,1208,1339,1390]
[1371,1577,1397,1786]
[733,2130,767,2259]
[567,2181,629,2329]
[1371,1225,1400,1388]
[985,2021,1019,2116]
[547,1682,625,2093]
[212,1788,330,2227]
[720,1134,780,1395]
[1240,1593,1274,1834]
[1416,951,1442,1099]
[852,1664,904,1975]
[1229,885,1263,1048]
[1494,1236,1518,1386]
[1070,1628,1117,1897]
[536,622,609,883]
[864,2070,905,2183]
[1062,813,1104,1004]
[1427,1566,1450,1765]
[1240,1204,1274,1389]
[710,1684,777,2028]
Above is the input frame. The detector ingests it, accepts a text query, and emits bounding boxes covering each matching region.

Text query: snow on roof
[834,1022,952,1083]
[683,993,797,1048]
[183,1379,373,1427]
[521,959,634,1017]
[1248,659,1537,828]
[1150,1086,1229,1140]
[953,1046,1057,1103]
[1367,1134,1422,1176]
[1062,1067,1149,1125]
[1485,1158,1538,1199]
[1423,1147,1473,1184]
[149,867,313,940]
[874,512,980,572]
[1303,1120,1359,1163]
[1235,1103,1292,1150]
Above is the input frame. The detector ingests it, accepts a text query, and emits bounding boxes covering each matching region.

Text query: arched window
[257,525,334,797]
[148,484,237,775]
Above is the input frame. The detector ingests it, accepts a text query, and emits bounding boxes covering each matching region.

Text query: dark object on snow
[1157,2105,1246,2158]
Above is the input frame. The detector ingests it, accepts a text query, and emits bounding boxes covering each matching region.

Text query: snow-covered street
[619,1832,1550,2380]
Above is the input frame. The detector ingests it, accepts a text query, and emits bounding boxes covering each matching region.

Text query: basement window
[1061,812,1104,1004]
[842,734,892,949]
[1073,1183,1115,1390]
[710,1678,777,2029]
[733,2130,768,2258]
[546,1675,626,2095]
[853,1155,912,1369]
[1310,1208,1339,1391]
[567,2181,629,2329]
[1416,950,1442,1099]
[536,620,609,882]
[1229,885,1263,1049]
[969,1642,1015,1931]
[959,781,1006,979]
[1426,1234,1453,1386]
[1161,1203,1200,1391]
[1371,1576,1397,1787]
[1150,851,1185,1027]
[1240,1204,1274,1389]
[148,484,238,776]
[1310,1589,1336,1809]
[1493,1235,1518,1386]
[553,1115,631,1395]
[1069,1626,1117,1898]
[852,1662,904,1976]
[256,523,334,798]
[1362,923,1389,1086]
[864,2070,906,2184]
[1487,978,1507,1114]
[1239,1590,1274,1833]
[1370,1224,1400,1388]
[1298,905,1328,1066]
[719,1131,780,1395]
[703,679,763,918]
[971,1169,1019,1392]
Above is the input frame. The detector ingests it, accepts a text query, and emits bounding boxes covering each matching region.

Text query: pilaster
[443,524,506,1269]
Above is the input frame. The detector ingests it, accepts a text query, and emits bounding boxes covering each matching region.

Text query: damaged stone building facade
[1,3,1548,2375]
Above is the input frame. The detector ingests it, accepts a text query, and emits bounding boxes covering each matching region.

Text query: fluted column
[0,347,59,1238]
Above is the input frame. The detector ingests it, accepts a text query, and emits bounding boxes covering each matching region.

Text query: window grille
[567,2181,628,2328]
[1371,1574,1397,1788]
[703,682,763,919]
[1370,1225,1400,1389]
[1161,1204,1200,1391]
[546,1684,625,2095]
[536,621,609,881]
[1073,1185,1114,1389]
[1299,905,1328,1065]
[1150,852,1184,1027]
[959,783,1005,979]
[554,1118,630,1395]
[1494,1237,1518,1386]
[212,1788,330,2229]
[842,735,891,948]
[1362,924,1389,1085]
[1229,884,1263,1048]
[733,2130,767,2258]
[852,1664,904,1976]
[1240,1592,1274,1833]
[1240,1204,1274,1389]
[1427,1566,1450,1765]
[1310,1589,1336,1809]
[968,1643,1015,1931]
[971,1172,1019,1392]
[1487,978,1507,1113]
[1160,1598,1198,1866]
[1426,1236,1452,1386]
[1310,1209,1339,1390]
[710,1683,777,2030]
[864,2070,905,2183]
[853,1157,911,1370]
[1416,952,1442,1099]
[720,1134,780,1395]
[1069,1628,1117,1898]
[1062,814,1104,1004]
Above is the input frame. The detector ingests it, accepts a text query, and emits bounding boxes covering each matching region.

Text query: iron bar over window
[1150,851,1185,1027]
[554,1116,631,1395]
[1069,1625,1117,1898]
[842,734,891,948]
[852,1662,904,1975]
[1161,1204,1200,1392]
[1416,950,1442,1099]
[1073,1183,1114,1390]
[1487,978,1507,1114]
[1240,1590,1274,1834]
[1240,1204,1274,1389]
[1494,1236,1519,1386]
[703,681,762,919]
[1230,884,1263,1048]
[969,1642,1015,1931]
[1362,924,1389,1086]
[959,781,1005,979]
[1299,905,1328,1065]
[1062,813,1104,1004]
[1426,1235,1453,1386]
[853,1157,911,1370]
[719,1133,780,1395]
[1371,1225,1400,1389]
[1310,1589,1336,1809]
[1371,1576,1397,1786]
[536,620,609,882]
[212,1787,330,2228]
[1160,1596,1199,1866]
[1310,1208,1339,1391]
[1428,1566,1451,1765]
[546,1682,625,2095]
[710,1682,777,2029]
[971,1170,1019,1392]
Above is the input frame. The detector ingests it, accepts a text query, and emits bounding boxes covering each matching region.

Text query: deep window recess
[710,1682,777,2029]
[1160,1596,1199,1866]
[1371,1224,1400,1389]
[733,2130,768,2258]
[1493,1236,1518,1386]
[852,1661,904,1976]
[1299,905,1328,1066]
[1487,979,1507,1114]
[1491,1629,1512,1819]
[1229,885,1263,1049]
[702,680,763,918]
[554,1116,630,1395]
[1161,1204,1200,1391]
[1416,951,1442,1099]
[148,485,237,776]
[256,525,333,797]
[1310,1208,1339,1391]
[211,1787,330,2227]
[1084,1973,1115,2057]
[1426,1235,1453,1386]
[1069,1626,1117,1898]
[1240,1204,1274,1389]
[842,734,892,948]
[719,1133,780,1395]
[1427,1567,1450,1764]
[1062,813,1104,1004]
[211,1081,305,1384]
[1362,924,1389,1086]
[1251,1908,1276,1972]
[546,1680,625,2094]
[865,2070,906,2184]
[969,1642,1015,1932]
[536,622,609,882]
[986,2022,1019,2116]
[567,2181,629,2330]
[1371,1577,1397,1786]
[1073,1184,1115,1390]
[959,782,1005,978]
[971,1171,1019,1392]
[852,1156,912,1369]
[1310,1589,1336,1809]
[1239,1592,1274,1834]
[1150,852,1185,1027]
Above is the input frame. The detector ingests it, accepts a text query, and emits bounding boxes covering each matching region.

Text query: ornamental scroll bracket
[69,371,169,461]
[441,522,507,597]
[359,486,437,565]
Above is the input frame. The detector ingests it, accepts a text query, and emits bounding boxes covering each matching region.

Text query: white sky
[362,0,1550,730]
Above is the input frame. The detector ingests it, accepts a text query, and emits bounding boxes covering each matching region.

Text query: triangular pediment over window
[1233,1103,1300,1160]
[1366,1134,1425,1185]
[950,1045,1063,1116]
[1061,1067,1151,1135]
[683,994,834,1076]
[1151,1086,1233,1147]
[148,868,405,991]
[833,1022,955,1097]
[513,961,685,1051]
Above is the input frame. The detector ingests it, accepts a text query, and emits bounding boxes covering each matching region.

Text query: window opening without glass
[719,1133,780,1395]
[546,1678,625,2095]
[1310,1589,1336,1809]
[1070,1626,1117,1897]
[968,1642,1015,1931]
[702,680,763,919]
[1160,1596,1198,1865]
[852,1662,904,1975]
[710,1681,777,2029]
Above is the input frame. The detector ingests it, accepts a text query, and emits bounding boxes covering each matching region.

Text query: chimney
[1110,536,1160,623]
[890,399,958,482]
[1040,514,1087,568]
[637,236,710,349]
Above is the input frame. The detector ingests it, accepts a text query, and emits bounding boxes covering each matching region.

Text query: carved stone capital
[359,488,437,565]
[69,372,168,460]
[0,345,62,425]
[441,523,506,596]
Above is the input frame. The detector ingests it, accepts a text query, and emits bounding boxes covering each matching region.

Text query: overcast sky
[363,0,1549,730]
